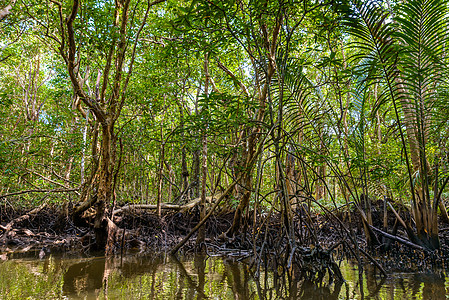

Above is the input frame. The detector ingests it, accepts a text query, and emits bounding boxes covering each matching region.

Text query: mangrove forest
[1,0,449,298]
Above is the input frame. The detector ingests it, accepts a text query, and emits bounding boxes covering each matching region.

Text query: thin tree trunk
[179,105,189,200]
[157,138,165,218]
[316,132,326,201]
[196,133,207,249]
[80,110,90,185]
[197,53,210,249]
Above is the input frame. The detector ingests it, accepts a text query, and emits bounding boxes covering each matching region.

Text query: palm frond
[395,0,449,137]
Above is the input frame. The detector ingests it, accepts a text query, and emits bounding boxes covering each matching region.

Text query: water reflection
[63,258,105,296]
[0,252,448,299]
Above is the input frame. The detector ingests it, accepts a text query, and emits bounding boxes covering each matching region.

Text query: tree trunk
[94,121,117,251]
[179,105,189,200]
[285,146,296,209]
[57,0,160,253]
[196,134,207,249]
[191,149,200,200]
[197,53,210,249]
[156,141,165,218]
[316,132,326,201]
[227,132,254,237]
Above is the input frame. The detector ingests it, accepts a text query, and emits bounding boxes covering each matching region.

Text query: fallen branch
[113,202,195,215]
[112,195,221,215]
[368,224,425,251]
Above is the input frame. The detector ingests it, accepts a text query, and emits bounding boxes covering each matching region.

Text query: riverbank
[2,202,449,275]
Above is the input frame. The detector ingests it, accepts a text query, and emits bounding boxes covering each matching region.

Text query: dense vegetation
[1,0,449,275]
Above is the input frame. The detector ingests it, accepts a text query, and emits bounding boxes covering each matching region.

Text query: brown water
[0,251,448,299]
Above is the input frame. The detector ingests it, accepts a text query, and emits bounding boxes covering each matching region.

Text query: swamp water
[0,251,448,299]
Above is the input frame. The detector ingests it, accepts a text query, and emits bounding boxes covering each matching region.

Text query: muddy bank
[0,204,236,255]
[2,202,449,274]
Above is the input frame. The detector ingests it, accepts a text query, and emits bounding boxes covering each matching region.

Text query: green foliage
[0,0,448,235]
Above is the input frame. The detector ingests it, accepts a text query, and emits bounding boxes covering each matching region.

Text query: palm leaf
[395,0,449,138]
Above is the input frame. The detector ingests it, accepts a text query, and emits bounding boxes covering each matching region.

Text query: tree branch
[0,188,79,199]
[66,0,106,122]
[0,0,16,22]
[369,224,426,251]
[113,196,208,215]
[216,59,249,97]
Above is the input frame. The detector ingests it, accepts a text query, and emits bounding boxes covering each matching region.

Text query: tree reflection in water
[0,253,448,299]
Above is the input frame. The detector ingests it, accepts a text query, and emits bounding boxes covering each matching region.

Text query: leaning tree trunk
[51,0,160,252]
